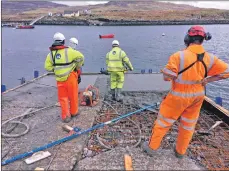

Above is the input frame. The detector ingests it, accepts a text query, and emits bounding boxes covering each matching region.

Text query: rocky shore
[2,18,229,26]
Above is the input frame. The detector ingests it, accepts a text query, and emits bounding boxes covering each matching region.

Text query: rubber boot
[111,89,116,101]
[116,88,123,102]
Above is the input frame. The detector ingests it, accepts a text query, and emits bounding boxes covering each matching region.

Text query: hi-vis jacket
[161,44,229,97]
[106,47,133,72]
[45,46,84,82]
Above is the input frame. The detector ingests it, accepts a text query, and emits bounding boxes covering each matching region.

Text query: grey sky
[52,1,229,10]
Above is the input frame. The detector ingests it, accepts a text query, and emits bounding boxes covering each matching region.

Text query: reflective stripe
[50,53,54,64]
[158,113,176,124]
[157,119,168,128]
[181,116,197,123]
[180,123,195,131]
[119,50,122,60]
[109,59,122,62]
[178,51,184,81]
[207,53,214,72]
[75,58,83,62]
[108,67,124,70]
[56,69,72,78]
[65,49,69,63]
[122,55,127,59]
[163,68,177,77]
[170,90,205,97]
[54,63,75,71]
[175,79,200,85]
[176,51,201,85]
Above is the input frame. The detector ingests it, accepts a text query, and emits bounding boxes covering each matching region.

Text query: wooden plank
[124,154,133,171]
[204,96,229,116]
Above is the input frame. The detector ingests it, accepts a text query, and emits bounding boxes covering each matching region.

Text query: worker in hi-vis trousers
[106,40,134,102]
[142,25,229,158]
[45,32,84,123]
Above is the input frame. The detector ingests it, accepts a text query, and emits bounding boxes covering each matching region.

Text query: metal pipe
[1,102,160,166]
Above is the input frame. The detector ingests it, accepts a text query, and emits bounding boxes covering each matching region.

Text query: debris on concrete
[76,147,202,170]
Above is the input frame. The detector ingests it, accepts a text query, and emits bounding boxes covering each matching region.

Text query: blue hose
[2,102,159,166]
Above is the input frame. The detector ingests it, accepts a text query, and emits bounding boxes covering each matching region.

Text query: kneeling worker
[106,40,134,102]
[45,32,84,123]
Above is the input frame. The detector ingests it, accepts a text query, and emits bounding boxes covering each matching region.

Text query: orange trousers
[149,93,204,155]
[57,72,79,120]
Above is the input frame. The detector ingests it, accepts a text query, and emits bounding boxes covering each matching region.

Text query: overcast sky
[52,1,229,10]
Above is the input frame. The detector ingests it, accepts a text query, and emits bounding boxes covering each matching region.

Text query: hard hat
[112,40,119,46]
[53,32,65,42]
[188,26,206,37]
[69,37,78,45]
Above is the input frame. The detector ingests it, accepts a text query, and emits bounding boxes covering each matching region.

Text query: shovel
[197,121,223,136]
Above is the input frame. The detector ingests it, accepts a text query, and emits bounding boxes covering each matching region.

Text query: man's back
[165,44,228,93]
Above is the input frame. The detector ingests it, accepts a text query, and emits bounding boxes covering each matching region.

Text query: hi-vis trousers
[57,72,79,120]
[149,92,204,155]
[110,71,125,89]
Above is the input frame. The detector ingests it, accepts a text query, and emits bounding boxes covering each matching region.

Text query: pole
[2,102,160,166]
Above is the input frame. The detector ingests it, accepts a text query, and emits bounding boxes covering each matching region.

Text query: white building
[48,12,52,17]
[63,11,80,17]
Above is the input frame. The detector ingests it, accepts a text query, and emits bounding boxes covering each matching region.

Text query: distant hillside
[1,1,67,14]
[2,1,229,22]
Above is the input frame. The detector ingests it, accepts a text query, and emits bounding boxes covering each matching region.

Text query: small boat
[99,34,114,39]
[15,25,35,29]
[162,33,165,36]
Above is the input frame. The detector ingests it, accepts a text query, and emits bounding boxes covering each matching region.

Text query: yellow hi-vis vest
[106,47,133,72]
[45,47,84,81]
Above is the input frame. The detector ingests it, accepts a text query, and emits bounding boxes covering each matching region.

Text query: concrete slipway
[1,73,229,170]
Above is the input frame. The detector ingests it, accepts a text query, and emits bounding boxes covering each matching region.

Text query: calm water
[2,25,229,109]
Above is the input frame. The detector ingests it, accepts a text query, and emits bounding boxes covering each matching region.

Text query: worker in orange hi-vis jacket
[142,25,229,158]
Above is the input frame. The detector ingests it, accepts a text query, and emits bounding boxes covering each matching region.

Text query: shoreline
[2,19,229,26]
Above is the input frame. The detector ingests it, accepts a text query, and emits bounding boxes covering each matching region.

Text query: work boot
[142,141,157,157]
[174,148,185,159]
[71,111,80,119]
[116,88,123,102]
[63,116,71,123]
[111,89,116,101]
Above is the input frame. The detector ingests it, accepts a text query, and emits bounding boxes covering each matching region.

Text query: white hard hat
[112,40,119,46]
[53,32,65,42]
[69,37,78,45]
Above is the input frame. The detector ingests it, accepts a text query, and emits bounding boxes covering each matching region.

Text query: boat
[15,25,35,29]
[99,34,114,39]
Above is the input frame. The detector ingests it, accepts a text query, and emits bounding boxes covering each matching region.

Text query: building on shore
[63,10,80,17]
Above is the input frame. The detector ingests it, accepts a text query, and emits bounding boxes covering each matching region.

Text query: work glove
[78,75,81,84]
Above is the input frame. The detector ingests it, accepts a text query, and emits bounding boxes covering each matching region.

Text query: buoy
[215,97,223,106]
[162,33,165,36]
[99,34,114,39]
[34,70,39,78]
[141,69,145,74]
[1,85,6,93]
